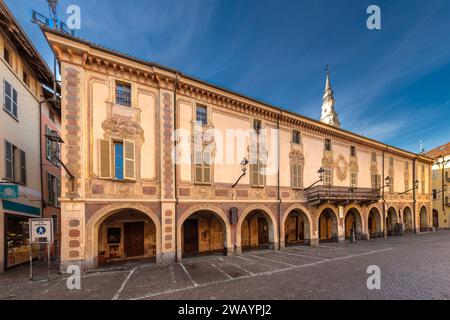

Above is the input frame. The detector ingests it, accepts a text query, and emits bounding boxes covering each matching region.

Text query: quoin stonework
[41,27,434,271]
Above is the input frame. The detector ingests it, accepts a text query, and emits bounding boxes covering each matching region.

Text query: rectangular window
[253,119,262,135]
[114,142,124,180]
[432,189,437,200]
[196,105,208,126]
[324,139,331,151]
[4,140,25,184]
[250,161,265,187]
[405,179,409,192]
[350,172,357,188]
[350,146,356,157]
[292,131,301,144]
[389,157,394,167]
[371,152,377,162]
[4,47,10,65]
[371,174,382,190]
[4,80,18,118]
[323,168,332,186]
[291,164,303,189]
[194,148,211,184]
[116,82,131,107]
[47,173,55,206]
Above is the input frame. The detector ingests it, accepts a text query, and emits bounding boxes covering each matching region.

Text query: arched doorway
[181,210,227,258]
[97,209,157,265]
[368,208,382,238]
[420,206,428,232]
[345,208,363,240]
[241,210,274,250]
[318,208,338,242]
[386,207,399,236]
[403,207,413,234]
[284,210,311,246]
[433,209,439,229]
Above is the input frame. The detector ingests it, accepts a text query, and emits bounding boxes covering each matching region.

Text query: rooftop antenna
[419,140,425,154]
[47,0,59,29]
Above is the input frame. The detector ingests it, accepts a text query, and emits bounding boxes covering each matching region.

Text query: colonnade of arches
[88,203,430,267]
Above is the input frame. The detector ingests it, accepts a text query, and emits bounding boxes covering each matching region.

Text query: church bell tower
[320,66,341,127]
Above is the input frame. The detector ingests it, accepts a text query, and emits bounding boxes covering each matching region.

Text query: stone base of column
[338,236,346,242]
[235,246,243,255]
[310,238,319,247]
[161,251,176,264]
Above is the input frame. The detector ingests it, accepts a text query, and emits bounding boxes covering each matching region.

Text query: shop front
[2,200,42,271]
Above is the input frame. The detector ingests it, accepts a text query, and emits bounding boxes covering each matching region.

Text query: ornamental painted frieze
[289,150,305,166]
[102,115,145,143]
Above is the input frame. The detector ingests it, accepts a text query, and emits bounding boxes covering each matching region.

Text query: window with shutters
[291,163,303,189]
[99,139,135,181]
[323,168,332,186]
[389,176,394,193]
[4,140,26,184]
[292,131,301,144]
[250,160,265,187]
[350,172,357,188]
[45,126,60,166]
[194,147,211,184]
[46,173,60,207]
[350,146,356,157]
[405,178,409,192]
[4,80,18,119]
[371,174,381,190]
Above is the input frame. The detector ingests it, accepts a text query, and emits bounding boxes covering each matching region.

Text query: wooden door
[124,222,144,257]
[258,218,269,245]
[183,219,199,253]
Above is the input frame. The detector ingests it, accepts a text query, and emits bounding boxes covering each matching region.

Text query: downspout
[413,157,417,233]
[382,148,386,238]
[39,100,44,217]
[277,113,281,250]
[442,156,445,224]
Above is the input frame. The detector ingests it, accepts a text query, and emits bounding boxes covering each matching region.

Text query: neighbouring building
[41,27,434,271]
[426,142,450,229]
[41,86,62,259]
[0,1,55,272]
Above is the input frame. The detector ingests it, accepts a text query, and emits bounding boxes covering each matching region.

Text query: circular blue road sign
[36,226,46,235]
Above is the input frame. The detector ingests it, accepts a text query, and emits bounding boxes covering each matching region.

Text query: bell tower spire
[320,66,340,127]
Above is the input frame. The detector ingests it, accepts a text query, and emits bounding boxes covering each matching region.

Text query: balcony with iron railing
[306,185,381,206]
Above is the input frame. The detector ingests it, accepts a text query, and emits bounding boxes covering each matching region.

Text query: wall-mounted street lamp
[399,180,420,195]
[45,130,76,192]
[304,167,325,191]
[376,176,393,191]
[232,158,250,189]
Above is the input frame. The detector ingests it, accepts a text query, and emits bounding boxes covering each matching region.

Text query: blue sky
[6,0,450,153]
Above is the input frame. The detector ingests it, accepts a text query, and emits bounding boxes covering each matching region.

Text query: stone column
[337,205,345,242]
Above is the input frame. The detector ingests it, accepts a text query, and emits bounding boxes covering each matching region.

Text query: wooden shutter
[124,140,136,180]
[19,149,26,184]
[291,164,298,188]
[99,139,111,179]
[4,141,13,180]
[56,177,61,207]
[12,88,17,117]
[47,173,53,205]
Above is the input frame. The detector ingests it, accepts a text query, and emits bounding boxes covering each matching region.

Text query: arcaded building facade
[42,28,434,270]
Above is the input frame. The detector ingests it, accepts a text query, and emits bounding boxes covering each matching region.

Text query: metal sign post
[29,218,54,281]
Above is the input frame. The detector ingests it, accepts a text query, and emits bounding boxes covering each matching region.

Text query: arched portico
[281,204,312,247]
[86,203,162,269]
[344,207,364,240]
[176,205,232,261]
[403,206,413,234]
[386,207,399,236]
[236,205,277,253]
[318,208,339,242]
[420,206,428,232]
[368,207,382,238]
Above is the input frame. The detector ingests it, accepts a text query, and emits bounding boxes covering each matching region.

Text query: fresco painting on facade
[29,21,434,271]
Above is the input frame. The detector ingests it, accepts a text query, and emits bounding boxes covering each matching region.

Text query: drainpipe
[413,157,417,233]
[442,156,446,225]
[277,113,281,250]
[382,148,386,238]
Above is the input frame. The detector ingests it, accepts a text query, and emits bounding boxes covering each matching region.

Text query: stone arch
[85,203,161,269]
[386,207,399,236]
[236,205,278,253]
[420,205,428,232]
[281,204,313,247]
[344,207,364,240]
[403,206,413,234]
[367,207,382,238]
[318,207,339,242]
[176,204,232,261]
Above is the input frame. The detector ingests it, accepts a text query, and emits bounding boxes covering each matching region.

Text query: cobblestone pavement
[1,230,449,300]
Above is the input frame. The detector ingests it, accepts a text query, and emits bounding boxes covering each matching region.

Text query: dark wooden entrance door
[258,218,269,245]
[124,222,145,257]
[433,210,439,228]
[183,219,199,253]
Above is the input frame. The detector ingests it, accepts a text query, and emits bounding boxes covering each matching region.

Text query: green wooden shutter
[19,149,26,184]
